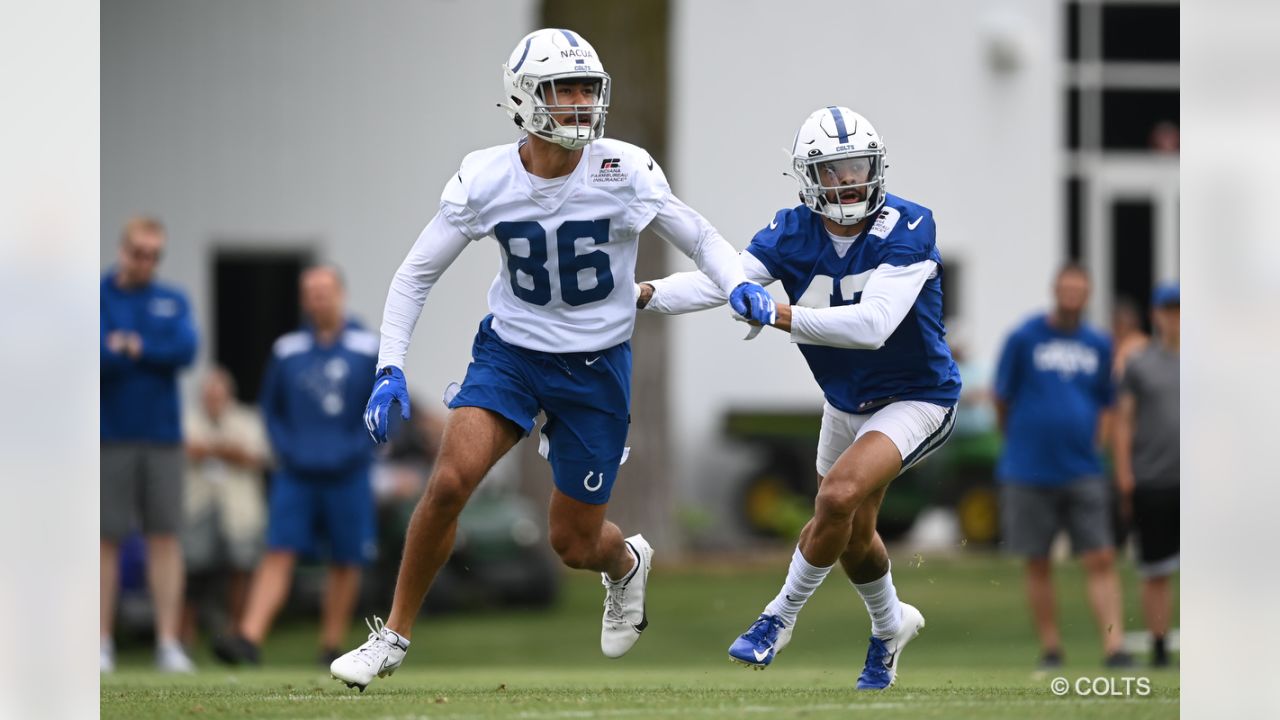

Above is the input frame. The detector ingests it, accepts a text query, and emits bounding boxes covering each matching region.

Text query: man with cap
[1113,281,1180,667]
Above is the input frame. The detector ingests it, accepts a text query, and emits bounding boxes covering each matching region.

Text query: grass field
[102,551,1179,719]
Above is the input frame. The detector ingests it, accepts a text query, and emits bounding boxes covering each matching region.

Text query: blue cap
[1152,281,1179,307]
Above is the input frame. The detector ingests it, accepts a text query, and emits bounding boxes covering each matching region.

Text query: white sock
[853,561,902,638]
[763,546,833,627]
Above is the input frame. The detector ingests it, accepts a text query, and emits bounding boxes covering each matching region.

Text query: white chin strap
[826,199,870,225]
[549,125,593,149]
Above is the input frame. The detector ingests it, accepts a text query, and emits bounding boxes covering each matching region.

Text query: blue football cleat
[728,613,794,669]
[856,602,925,690]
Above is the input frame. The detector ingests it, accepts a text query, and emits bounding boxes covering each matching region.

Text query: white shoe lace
[352,616,392,666]
[603,580,627,625]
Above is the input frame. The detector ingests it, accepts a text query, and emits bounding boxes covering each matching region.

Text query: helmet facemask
[794,150,885,226]
[524,74,610,149]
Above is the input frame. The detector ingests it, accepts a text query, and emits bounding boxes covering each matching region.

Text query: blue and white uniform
[378,137,749,503]
[260,321,380,564]
[646,196,961,475]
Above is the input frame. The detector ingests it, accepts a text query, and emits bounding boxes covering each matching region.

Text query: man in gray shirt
[1113,281,1179,667]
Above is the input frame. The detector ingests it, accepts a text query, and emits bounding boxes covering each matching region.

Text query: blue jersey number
[494,220,614,306]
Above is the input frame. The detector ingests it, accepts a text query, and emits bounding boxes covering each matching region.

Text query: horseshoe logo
[583,470,603,492]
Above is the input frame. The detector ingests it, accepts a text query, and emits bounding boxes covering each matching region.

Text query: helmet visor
[807,155,881,204]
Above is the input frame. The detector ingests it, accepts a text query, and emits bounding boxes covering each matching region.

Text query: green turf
[102,551,1179,719]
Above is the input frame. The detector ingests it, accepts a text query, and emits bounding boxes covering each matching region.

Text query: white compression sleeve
[789,260,937,349]
[377,213,473,369]
[645,194,749,296]
[644,252,776,314]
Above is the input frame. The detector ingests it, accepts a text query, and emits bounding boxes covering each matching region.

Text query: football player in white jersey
[329,28,775,691]
[637,107,962,689]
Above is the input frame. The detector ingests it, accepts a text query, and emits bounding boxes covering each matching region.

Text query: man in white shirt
[330,28,774,691]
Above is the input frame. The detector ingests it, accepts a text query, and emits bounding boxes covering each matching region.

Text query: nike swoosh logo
[585,356,601,366]
[884,649,897,667]
[769,219,778,230]
[907,216,923,230]
[753,647,772,662]
[647,157,654,170]
[376,379,390,392]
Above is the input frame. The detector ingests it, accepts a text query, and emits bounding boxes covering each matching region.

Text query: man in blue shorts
[214,265,380,666]
[329,28,771,691]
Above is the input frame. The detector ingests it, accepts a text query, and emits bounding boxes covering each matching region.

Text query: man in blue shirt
[213,266,379,667]
[100,216,198,673]
[994,263,1131,668]
[640,107,960,690]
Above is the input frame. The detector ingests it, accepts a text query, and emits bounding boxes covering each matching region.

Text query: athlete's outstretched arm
[643,195,753,303]
[781,260,937,349]
[638,251,776,314]
[377,212,473,370]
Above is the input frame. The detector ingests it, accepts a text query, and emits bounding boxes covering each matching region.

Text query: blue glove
[729,282,776,325]
[364,366,411,444]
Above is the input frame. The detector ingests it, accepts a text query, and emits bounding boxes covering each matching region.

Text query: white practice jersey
[378,137,747,367]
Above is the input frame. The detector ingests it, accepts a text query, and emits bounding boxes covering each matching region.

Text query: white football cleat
[600,534,652,658]
[330,616,410,692]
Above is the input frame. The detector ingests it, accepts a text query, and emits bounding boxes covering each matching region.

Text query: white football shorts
[815,400,956,477]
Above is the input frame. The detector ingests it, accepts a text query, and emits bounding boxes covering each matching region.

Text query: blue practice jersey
[260,320,380,477]
[746,197,961,414]
[994,314,1114,485]
[100,271,198,443]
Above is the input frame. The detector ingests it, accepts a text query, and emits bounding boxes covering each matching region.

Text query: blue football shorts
[448,315,632,505]
[266,465,376,565]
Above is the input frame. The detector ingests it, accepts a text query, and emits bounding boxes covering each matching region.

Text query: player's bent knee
[815,484,863,521]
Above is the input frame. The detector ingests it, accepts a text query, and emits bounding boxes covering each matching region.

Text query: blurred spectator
[213,266,378,666]
[1113,282,1180,667]
[180,367,269,645]
[1110,296,1149,379]
[100,216,198,673]
[994,263,1131,668]
[1148,120,1179,154]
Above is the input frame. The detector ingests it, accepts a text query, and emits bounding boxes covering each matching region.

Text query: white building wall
[667,0,1061,517]
[102,0,538,404]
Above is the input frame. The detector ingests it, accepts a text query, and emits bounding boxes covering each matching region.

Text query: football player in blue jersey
[639,106,961,690]
[328,28,773,691]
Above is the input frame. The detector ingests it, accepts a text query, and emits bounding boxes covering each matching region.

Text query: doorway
[212,249,314,403]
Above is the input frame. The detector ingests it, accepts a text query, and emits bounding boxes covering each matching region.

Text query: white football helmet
[788,106,887,225]
[502,29,611,150]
